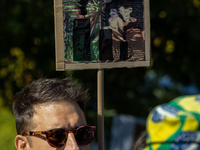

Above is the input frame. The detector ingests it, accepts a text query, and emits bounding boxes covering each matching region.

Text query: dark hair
[133,130,147,150]
[12,77,90,135]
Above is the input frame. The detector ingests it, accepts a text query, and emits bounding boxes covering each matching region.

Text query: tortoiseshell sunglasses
[22,126,96,148]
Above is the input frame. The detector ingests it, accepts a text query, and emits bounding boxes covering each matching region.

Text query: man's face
[24,101,90,150]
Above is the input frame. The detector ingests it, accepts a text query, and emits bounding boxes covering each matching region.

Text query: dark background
[1,0,200,149]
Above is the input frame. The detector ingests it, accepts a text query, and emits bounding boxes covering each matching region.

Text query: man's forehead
[32,101,83,120]
[33,101,79,111]
[31,101,86,130]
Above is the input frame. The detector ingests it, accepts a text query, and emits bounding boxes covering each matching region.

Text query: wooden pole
[98,69,104,150]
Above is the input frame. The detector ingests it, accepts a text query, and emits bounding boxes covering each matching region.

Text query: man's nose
[63,132,80,150]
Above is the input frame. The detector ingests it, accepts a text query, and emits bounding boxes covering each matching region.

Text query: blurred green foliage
[1,0,200,149]
[0,102,16,150]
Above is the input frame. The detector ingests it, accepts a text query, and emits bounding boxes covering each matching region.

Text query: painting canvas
[54,0,150,70]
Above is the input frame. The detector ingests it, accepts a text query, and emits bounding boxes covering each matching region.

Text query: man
[12,77,96,150]
[142,95,200,150]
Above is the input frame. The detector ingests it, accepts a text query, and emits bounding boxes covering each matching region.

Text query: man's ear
[15,135,30,150]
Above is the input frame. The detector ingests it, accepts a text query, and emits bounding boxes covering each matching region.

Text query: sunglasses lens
[46,129,66,148]
[75,126,95,145]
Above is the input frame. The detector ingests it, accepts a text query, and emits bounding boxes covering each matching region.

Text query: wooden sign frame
[54,0,151,71]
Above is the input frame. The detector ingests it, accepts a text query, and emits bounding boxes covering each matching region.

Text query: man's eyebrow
[73,124,87,130]
[58,123,87,130]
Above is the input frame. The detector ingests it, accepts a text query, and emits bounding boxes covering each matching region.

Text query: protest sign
[54,0,150,70]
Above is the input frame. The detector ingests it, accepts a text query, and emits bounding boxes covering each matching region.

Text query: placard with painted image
[54,0,150,70]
